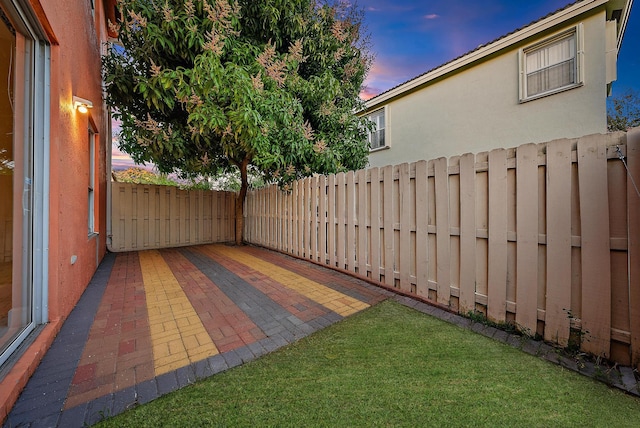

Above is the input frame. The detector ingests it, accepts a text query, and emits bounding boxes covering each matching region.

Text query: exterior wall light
[73,96,93,114]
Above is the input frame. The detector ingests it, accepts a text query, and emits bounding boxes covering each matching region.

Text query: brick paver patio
[4,244,389,427]
[7,244,638,427]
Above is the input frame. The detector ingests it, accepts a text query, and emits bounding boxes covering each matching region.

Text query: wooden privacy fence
[109,182,236,252]
[244,129,640,368]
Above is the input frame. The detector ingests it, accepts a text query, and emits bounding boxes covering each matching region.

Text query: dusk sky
[112,0,639,170]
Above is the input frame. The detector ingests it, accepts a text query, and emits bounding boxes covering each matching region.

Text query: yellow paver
[139,250,219,375]
[211,246,369,316]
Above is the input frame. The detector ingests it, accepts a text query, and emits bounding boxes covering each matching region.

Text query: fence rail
[245,129,640,368]
[110,182,236,252]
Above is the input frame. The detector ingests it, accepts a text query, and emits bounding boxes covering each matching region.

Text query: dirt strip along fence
[110,182,236,252]
[245,129,640,368]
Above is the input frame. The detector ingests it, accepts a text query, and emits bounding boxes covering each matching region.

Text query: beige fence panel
[628,128,640,368]
[243,129,640,369]
[110,182,235,252]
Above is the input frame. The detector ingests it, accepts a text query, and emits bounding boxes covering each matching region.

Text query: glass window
[88,128,95,235]
[521,28,582,101]
[368,109,385,150]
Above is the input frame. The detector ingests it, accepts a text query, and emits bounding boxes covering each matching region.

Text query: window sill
[369,146,390,153]
[519,82,583,104]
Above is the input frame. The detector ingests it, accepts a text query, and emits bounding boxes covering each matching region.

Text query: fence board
[319,176,327,263]
[628,129,640,368]
[288,185,294,254]
[311,176,318,261]
[515,143,539,335]
[159,187,168,247]
[357,169,368,276]
[293,180,300,256]
[434,157,451,305]
[347,172,356,272]
[382,165,395,286]
[415,161,429,297]
[578,134,612,357]
[300,179,306,256]
[336,173,346,269]
[304,177,311,258]
[459,153,476,313]
[399,163,412,292]
[544,139,573,346]
[370,168,381,281]
[488,149,508,322]
[328,174,336,267]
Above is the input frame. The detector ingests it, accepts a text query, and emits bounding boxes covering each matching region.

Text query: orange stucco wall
[0,0,110,421]
[43,0,109,321]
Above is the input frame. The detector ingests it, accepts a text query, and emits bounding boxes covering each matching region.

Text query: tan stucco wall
[368,11,609,168]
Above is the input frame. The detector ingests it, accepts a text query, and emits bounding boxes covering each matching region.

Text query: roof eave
[614,0,634,50]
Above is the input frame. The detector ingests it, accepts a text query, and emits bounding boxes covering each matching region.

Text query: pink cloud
[424,14,439,19]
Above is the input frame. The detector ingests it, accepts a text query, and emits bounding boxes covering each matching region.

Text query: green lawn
[98,300,640,427]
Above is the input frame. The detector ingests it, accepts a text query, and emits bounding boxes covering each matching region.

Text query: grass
[97,300,640,427]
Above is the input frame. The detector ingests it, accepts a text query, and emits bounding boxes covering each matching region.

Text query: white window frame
[519,24,584,102]
[367,107,388,152]
[88,126,96,235]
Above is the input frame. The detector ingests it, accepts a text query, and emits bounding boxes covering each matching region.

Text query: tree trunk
[235,156,250,245]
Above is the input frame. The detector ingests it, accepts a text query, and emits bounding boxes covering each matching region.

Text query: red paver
[160,249,267,350]
[65,252,153,410]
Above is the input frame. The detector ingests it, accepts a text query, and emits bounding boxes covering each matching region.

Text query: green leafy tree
[103,0,372,244]
[607,89,640,132]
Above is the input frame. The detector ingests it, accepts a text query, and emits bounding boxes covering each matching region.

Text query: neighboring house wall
[365,4,620,168]
[0,0,109,421]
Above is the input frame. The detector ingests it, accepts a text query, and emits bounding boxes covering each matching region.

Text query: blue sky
[112,0,639,170]
[360,0,639,99]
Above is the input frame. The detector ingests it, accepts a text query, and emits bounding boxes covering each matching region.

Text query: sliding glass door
[0,1,47,367]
